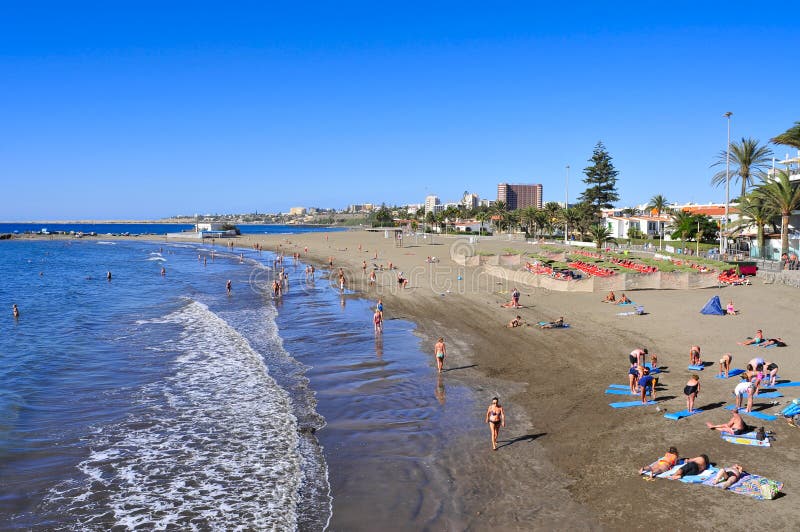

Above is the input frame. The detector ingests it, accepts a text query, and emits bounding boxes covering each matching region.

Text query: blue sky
[2,2,799,220]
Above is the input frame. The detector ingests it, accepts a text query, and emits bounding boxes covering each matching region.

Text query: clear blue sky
[2,2,799,220]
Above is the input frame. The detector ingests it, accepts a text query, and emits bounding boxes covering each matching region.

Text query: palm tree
[475,210,490,236]
[669,210,695,249]
[533,209,551,238]
[754,169,800,255]
[710,138,773,199]
[647,194,669,216]
[518,207,537,236]
[588,223,615,250]
[560,208,582,241]
[771,121,800,150]
[730,193,776,259]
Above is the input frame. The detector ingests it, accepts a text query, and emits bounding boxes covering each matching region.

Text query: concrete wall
[757,270,800,289]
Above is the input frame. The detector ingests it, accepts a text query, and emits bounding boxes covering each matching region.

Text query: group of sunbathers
[737,329,786,348]
[601,290,632,305]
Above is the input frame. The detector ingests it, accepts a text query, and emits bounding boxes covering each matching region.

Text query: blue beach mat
[608,384,632,389]
[688,364,705,371]
[715,368,745,379]
[664,409,702,420]
[772,381,800,388]
[724,405,778,421]
[754,391,783,399]
[605,388,637,395]
[610,400,656,408]
[658,464,718,484]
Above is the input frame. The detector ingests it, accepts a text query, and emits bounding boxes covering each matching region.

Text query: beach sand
[20,231,800,530]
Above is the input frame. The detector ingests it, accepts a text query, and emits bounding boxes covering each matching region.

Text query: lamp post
[722,111,733,256]
[565,164,570,246]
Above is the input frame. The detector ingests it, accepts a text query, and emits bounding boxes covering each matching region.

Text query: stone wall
[757,270,800,289]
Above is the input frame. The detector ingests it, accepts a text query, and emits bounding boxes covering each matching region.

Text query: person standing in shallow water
[226,279,232,296]
[434,337,446,373]
[485,397,505,451]
[12,304,20,319]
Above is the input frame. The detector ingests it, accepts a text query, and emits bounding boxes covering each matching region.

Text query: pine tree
[579,141,620,210]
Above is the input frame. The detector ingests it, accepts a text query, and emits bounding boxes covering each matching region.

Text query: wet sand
[18,231,800,530]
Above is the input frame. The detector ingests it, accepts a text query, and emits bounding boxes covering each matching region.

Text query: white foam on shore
[45,300,303,530]
[96,241,116,245]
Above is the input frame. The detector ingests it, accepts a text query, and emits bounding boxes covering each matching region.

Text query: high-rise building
[497,183,543,210]
[424,195,442,214]
[462,193,479,210]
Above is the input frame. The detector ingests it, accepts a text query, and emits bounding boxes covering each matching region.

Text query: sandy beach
[14,230,799,530]
[218,229,798,531]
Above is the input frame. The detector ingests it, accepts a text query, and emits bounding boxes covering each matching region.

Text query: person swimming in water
[485,397,506,451]
[12,304,20,318]
[226,279,232,295]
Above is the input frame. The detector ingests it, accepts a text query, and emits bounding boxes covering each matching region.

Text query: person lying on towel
[539,317,565,329]
[668,454,709,479]
[639,446,679,477]
[711,464,744,489]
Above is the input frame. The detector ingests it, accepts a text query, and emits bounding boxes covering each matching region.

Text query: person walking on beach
[373,308,383,334]
[485,397,506,451]
[434,337,446,373]
[226,279,232,295]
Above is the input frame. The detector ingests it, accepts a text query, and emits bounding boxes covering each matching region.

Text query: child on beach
[507,316,524,328]
[434,337,446,373]
[726,300,738,315]
[684,375,700,413]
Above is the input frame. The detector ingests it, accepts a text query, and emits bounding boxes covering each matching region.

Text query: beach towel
[715,368,745,379]
[700,295,725,315]
[664,409,702,420]
[724,405,777,421]
[701,473,784,500]
[721,432,771,447]
[754,391,783,399]
[537,321,570,328]
[658,464,718,484]
[688,364,705,371]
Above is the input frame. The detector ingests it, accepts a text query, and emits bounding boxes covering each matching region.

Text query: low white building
[603,215,669,239]
[196,222,224,232]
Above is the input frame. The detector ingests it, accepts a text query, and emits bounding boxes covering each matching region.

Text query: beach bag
[759,479,780,500]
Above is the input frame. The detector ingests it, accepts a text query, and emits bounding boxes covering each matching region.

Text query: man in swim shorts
[629,347,647,367]
[668,455,709,479]
[706,411,749,435]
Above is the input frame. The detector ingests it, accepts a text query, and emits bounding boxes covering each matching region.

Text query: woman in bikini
[684,374,700,413]
[485,397,506,451]
[434,337,446,373]
[639,446,679,477]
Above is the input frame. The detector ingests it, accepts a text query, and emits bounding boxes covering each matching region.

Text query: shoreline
[6,231,800,529]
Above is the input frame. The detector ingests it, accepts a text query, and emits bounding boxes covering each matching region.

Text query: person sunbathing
[711,464,744,489]
[507,316,524,328]
[615,293,631,305]
[539,317,565,329]
[737,329,764,345]
[758,337,786,348]
[668,455,709,479]
[639,446,679,477]
[602,290,616,303]
[706,411,749,435]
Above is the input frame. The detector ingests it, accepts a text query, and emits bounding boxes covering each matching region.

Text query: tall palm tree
[560,208,582,241]
[754,169,800,255]
[518,207,537,236]
[647,194,669,216]
[475,210,490,236]
[730,193,776,259]
[771,121,800,150]
[588,224,615,250]
[710,138,774,198]
[533,209,550,238]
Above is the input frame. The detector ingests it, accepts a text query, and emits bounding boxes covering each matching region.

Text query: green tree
[669,210,695,248]
[771,121,800,150]
[647,194,669,216]
[730,193,776,259]
[579,141,620,210]
[476,210,491,235]
[589,224,616,250]
[754,170,800,254]
[518,207,538,236]
[372,204,393,227]
[710,137,773,199]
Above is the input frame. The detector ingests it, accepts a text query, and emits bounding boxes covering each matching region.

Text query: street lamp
[722,111,733,256]
[565,164,570,246]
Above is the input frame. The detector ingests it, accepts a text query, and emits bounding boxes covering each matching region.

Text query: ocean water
[1,239,475,530]
[0,223,346,236]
